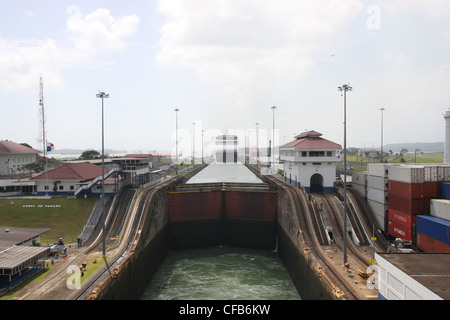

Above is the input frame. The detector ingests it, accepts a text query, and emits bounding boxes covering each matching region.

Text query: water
[140,246,301,300]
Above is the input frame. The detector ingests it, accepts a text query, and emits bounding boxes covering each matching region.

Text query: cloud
[156,0,362,88]
[66,5,140,53]
[0,38,63,91]
[0,6,140,92]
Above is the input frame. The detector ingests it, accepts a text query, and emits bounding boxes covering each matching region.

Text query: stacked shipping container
[387,165,439,242]
[416,199,450,252]
[351,163,450,252]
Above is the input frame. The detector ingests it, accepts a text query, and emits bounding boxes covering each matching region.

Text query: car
[50,238,67,254]
[388,238,415,253]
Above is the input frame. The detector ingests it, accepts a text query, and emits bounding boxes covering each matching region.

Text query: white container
[367,199,387,231]
[424,165,439,182]
[388,165,425,184]
[430,199,450,221]
[352,171,367,186]
[367,187,388,204]
[367,175,388,191]
[352,183,366,198]
[368,163,396,178]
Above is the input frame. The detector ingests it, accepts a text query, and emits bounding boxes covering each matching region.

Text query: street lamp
[338,84,352,265]
[96,90,109,258]
[175,108,180,174]
[271,106,277,168]
[256,122,259,164]
[380,108,385,163]
[192,122,196,164]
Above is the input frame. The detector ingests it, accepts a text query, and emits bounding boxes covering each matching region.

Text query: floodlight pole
[380,108,385,163]
[175,108,179,174]
[96,90,109,258]
[338,84,352,265]
[256,122,259,164]
[271,106,276,168]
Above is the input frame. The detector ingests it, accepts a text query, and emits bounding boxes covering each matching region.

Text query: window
[70,186,75,190]
[302,151,307,157]
[327,151,332,157]
[59,185,64,190]
[310,151,325,157]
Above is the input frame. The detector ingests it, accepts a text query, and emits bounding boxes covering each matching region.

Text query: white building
[280,130,342,193]
[0,141,40,178]
[215,135,238,163]
[30,162,119,196]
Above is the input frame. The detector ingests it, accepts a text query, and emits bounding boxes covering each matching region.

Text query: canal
[141,246,301,300]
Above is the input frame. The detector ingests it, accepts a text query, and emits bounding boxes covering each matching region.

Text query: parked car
[388,238,415,253]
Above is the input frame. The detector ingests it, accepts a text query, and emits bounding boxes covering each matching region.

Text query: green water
[141,246,301,300]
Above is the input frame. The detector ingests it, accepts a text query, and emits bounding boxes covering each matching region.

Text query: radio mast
[38,76,48,195]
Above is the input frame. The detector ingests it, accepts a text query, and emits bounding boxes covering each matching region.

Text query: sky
[1,0,450,156]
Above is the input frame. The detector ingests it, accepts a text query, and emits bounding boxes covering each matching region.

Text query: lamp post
[96,90,109,258]
[380,108,385,163]
[192,122,195,165]
[175,108,179,174]
[271,106,276,168]
[338,84,352,265]
[256,122,259,164]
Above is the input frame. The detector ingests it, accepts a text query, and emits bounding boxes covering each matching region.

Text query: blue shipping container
[443,182,450,200]
[417,215,450,245]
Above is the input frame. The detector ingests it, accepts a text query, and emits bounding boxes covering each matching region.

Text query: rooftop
[281,130,342,150]
[0,141,40,155]
[31,162,109,182]
[0,226,50,251]
[186,162,264,184]
[377,253,450,300]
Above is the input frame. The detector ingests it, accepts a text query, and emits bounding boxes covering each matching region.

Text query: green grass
[0,197,97,244]
[346,152,444,172]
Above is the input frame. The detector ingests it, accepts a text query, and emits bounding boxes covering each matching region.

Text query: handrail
[74,167,122,197]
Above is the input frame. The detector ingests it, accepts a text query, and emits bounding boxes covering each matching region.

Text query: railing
[74,167,122,197]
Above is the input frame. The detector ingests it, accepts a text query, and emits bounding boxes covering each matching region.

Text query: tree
[79,150,100,160]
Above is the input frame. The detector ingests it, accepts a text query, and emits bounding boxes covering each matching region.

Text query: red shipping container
[388,208,417,228]
[388,220,412,241]
[388,193,430,214]
[417,232,450,253]
[388,180,438,199]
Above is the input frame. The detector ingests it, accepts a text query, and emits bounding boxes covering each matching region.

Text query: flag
[47,142,54,152]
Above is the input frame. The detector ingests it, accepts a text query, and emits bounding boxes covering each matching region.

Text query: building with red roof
[30,162,119,196]
[280,130,342,192]
[0,141,40,178]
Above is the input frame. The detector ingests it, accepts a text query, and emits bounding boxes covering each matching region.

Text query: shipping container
[388,194,430,214]
[352,171,367,186]
[388,165,425,184]
[368,163,397,178]
[367,175,388,191]
[367,187,388,204]
[388,208,417,228]
[388,180,438,199]
[442,182,450,200]
[430,199,450,221]
[367,199,388,231]
[351,183,366,198]
[417,232,450,253]
[416,215,450,245]
[388,220,413,241]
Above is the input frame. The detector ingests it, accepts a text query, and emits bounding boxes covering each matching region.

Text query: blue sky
[1,0,450,155]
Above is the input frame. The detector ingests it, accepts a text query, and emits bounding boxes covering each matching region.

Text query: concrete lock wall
[90,164,335,300]
[276,186,334,300]
[167,190,278,249]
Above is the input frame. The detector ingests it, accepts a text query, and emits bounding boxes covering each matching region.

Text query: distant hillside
[383,142,444,153]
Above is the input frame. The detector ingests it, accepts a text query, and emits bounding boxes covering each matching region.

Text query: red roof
[124,154,152,158]
[281,130,342,150]
[31,162,109,181]
[0,141,40,154]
